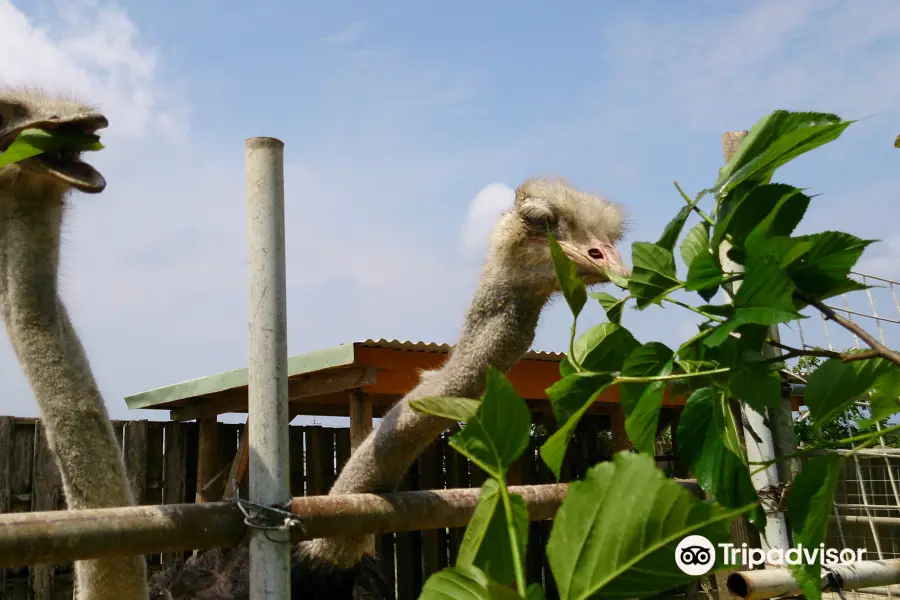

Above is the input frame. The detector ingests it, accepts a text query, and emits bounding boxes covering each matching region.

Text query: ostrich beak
[557,239,631,283]
[0,112,108,194]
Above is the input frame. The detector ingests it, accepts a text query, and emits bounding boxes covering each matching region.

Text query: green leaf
[859,366,900,426]
[0,127,104,168]
[457,479,529,587]
[420,565,522,600]
[695,304,735,318]
[628,242,682,308]
[409,396,480,422]
[540,384,613,479]
[729,365,782,413]
[590,292,627,325]
[806,358,894,428]
[546,452,749,600]
[549,231,588,318]
[787,454,844,600]
[685,250,725,297]
[547,372,615,428]
[715,111,854,197]
[787,232,876,296]
[677,388,764,527]
[618,343,674,454]
[733,255,796,311]
[569,322,641,374]
[742,187,812,253]
[711,184,808,252]
[704,307,803,347]
[680,222,710,270]
[657,204,692,252]
[525,584,546,600]
[456,479,501,568]
[450,368,531,478]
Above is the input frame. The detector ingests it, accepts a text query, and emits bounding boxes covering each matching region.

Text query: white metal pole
[245,136,291,600]
[720,131,793,554]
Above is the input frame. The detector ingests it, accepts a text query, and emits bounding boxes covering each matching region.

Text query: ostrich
[150,176,629,599]
[0,88,148,599]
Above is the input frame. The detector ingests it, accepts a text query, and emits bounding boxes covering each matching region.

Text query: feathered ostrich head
[487,176,630,295]
[0,87,108,195]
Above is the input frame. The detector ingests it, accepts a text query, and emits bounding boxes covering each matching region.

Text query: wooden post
[195,417,219,503]
[349,390,373,454]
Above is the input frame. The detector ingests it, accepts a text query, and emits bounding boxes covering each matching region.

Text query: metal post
[720,131,794,554]
[245,136,291,599]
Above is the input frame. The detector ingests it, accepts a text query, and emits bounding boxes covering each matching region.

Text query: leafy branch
[803,294,900,366]
[409,108,900,600]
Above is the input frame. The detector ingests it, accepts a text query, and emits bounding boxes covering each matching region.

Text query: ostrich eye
[523,212,556,232]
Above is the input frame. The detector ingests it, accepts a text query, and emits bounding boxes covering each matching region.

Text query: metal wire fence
[777,271,900,598]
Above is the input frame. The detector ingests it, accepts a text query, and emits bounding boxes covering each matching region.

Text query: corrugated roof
[356,338,566,361]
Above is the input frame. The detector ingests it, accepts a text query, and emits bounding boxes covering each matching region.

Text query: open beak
[556,239,631,283]
[0,113,108,194]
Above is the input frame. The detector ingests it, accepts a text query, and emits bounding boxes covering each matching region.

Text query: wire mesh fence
[776,270,900,599]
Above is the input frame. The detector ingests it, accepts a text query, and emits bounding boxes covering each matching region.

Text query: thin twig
[805,295,900,366]
[762,340,881,364]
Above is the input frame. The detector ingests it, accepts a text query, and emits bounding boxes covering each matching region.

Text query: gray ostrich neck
[0,186,147,599]
[329,265,548,498]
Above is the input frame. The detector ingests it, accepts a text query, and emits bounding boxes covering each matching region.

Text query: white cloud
[460,183,515,258]
[0,0,187,141]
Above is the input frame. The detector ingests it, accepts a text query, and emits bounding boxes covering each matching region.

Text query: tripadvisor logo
[675,535,716,576]
[675,535,868,575]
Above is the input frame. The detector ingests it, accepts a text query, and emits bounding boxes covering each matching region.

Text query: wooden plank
[170,367,377,421]
[669,409,689,478]
[444,428,468,562]
[610,405,632,452]
[319,429,337,494]
[162,422,188,564]
[145,423,165,506]
[111,419,125,450]
[522,439,545,591]
[349,390,373,453]
[30,423,61,600]
[184,422,199,506]
[418,440,445,579]
[123,420,148,505]
[394,459,423,600]
[376,533,396,599]
[195,418,218,503]
[289,426,306,497]
[222,423,249,500]
[0,417,13,594]
[304,427,326,496]
[335,428,351,473]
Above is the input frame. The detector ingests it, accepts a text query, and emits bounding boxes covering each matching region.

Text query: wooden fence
[0,415,672,600]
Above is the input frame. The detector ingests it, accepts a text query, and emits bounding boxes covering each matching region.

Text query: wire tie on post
[230,479,305,543]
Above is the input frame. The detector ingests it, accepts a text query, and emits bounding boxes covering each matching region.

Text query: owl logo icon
[675,535,716,576]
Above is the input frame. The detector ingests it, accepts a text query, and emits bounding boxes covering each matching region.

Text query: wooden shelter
[125,338,804,502]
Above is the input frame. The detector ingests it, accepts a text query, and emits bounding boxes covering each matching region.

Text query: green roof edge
[124,343,357,410]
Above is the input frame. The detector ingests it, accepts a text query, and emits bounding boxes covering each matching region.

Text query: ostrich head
[487,176,630,295]
[0,88,108,196]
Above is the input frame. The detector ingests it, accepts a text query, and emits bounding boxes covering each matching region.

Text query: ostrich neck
[328,266,548,496]
[0,187,148,599]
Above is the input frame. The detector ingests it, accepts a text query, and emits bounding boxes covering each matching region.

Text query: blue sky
[2,0,900,424]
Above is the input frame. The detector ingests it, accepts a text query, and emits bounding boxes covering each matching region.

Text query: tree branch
[803,295,900,367]
[763,339,881,364]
